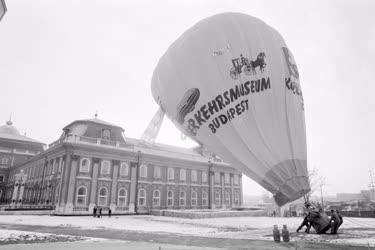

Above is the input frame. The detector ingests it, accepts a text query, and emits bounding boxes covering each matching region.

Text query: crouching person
[330,209,341,234]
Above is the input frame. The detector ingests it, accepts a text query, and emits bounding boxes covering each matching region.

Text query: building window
[167,190,174,206]
[202,172,208,183]
[167,168,174,181]
[1,157,8,165]
[80,158,90,173]
[234,191,240,205]
[120,162,129,176]
[154,166,161,179]
[0,175,4,182]
[179,169,186,182]
[215,190,221,205]
[101,160,111,175]
[234,175,239,185]
[215,172,220,184]
[76,186,87,206]
[191,170,197,182]
[225,191,231,205]
[138,188,146,206]
[140,164,147,178]
[225,173,230,184]
[152,189,160,206]
[52,160,57,174]
[117,188,127,207]
[202,191,208,206]
[179,191,186,206]
[191,191,197,206]
[98,187,108,206]
[102,129,111,140]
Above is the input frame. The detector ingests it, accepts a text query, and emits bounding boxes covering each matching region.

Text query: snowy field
[0,229,106,244]
[0,215,374,248]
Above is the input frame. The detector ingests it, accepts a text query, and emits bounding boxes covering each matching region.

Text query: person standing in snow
[93,206,97,217]
[108,208,112,218]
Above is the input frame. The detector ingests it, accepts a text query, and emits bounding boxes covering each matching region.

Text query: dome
[0,120,21,136]
[0,120,44,145]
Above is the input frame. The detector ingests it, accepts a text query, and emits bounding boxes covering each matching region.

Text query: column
[221,173,225,209]
[88,158,100,212]
[55,157,62,206]
[209,171,215,209]
[58,154,71,212]
[18,173,26,204]
[64,155,79,213]
[11,178,19,205]
[128,162,137,213]
[110,160,119,211]
[230,174,235,208]
[239,174,243,206]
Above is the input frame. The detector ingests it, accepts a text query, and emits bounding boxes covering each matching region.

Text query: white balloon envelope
[151,12,310,206]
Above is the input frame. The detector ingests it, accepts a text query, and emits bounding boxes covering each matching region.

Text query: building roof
[63,118,124,132]
[0,120,45,145]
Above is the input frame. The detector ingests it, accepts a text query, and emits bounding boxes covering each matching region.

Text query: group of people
[296,202,343,234]
[93,206,112,218]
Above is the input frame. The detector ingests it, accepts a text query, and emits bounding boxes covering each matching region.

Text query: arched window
[191,191,197,206]
[202,172,208,183]
[179,169,186,182]
[234,175,239,185]
[98,187,108,206]
[154,166,161,178]
[215,172,220,184]
[80,158,90,173]
[225,190,231,205]
[152,189,160,206]
[102,129,111,140]
[191,170,197,182]
[202,191,208,206]
[120,162,129,176]
[117,188,127,207]
[140,164,147,178]
[1,157,8,165]
[76,186,87,206]
[138,188,146,206]
[168,168,174,180]
[167,190,174,206]
[179,191,186,206]
[225,173,230,184]
[101,160,111,175]
[215,190,221,205]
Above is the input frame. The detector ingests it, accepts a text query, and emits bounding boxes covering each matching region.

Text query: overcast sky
[1,0,374,197]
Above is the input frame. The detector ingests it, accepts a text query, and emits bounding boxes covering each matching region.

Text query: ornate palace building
[0,117,243,215]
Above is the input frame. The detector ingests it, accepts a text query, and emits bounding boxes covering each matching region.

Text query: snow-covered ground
[0,229,106,245]
[0,215,374,247]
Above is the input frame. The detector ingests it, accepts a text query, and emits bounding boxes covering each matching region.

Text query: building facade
[1,118,243,214]
[0,120,45,204]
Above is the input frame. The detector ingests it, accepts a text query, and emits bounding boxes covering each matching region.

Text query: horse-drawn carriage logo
[229,52,266,80]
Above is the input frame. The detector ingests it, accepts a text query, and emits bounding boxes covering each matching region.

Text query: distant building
[0,120,45,203]
[1,117,243,214]
[336,193,364,202]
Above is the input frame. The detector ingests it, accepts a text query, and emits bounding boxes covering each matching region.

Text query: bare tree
[305,167,326,203]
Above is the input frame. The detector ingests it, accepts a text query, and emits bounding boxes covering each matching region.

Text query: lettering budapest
[177,77,271,136]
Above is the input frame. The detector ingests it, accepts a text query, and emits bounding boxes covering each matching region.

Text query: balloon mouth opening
[274,187,311,207]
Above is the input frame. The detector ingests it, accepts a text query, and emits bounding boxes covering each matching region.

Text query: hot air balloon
[151,12,309,206]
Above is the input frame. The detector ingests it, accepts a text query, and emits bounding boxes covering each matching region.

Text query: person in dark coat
[99,207,103,218]
[330,209,340,234]
[296,214,311,233]
[337,210,343,228]
[93,206,97,217]
[108,208,112,218]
